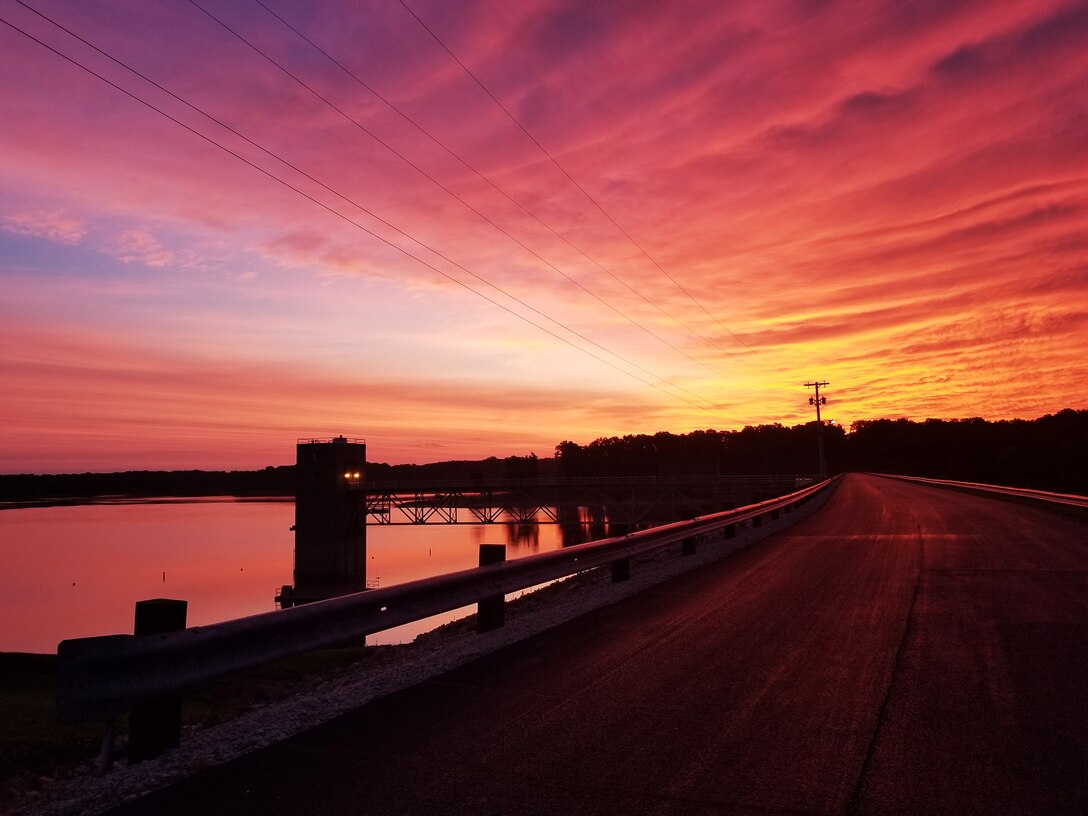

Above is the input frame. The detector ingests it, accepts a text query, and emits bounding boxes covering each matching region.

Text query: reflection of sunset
[0,501,573,652]
[0,501,294,652]
[1,1,1085,471]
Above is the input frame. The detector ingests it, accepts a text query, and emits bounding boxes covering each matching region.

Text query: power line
[397,0,780,371]
[181,0,743,414]
[250,0,749,374]
[188,0,726,383]
[0,8,743,421]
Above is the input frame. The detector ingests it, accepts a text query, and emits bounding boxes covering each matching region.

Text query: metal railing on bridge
[364,474,815,490]
[362,473,818,525]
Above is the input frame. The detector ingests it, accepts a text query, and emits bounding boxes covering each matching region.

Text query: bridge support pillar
[611,557,631,583]
[129,599,187,763]
[477,545,506,632]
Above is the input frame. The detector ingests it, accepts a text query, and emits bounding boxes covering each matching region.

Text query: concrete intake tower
[278,436,366,606]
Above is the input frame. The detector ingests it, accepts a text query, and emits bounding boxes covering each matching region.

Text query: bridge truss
[361,475,815,525]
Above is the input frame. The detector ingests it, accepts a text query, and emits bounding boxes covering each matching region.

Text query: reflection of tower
[278,436,366,607]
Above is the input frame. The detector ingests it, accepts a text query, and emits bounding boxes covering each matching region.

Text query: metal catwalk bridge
[360,473,817,525]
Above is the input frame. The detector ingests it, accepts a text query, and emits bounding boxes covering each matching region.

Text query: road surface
[105,473,1088,815]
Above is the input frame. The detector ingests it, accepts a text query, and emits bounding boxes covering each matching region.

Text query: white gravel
[20,488,833,816]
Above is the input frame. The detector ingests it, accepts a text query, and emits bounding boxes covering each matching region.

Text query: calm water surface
[0,499,573,654]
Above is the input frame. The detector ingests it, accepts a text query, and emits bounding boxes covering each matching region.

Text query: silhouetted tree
[844,411,1088,493]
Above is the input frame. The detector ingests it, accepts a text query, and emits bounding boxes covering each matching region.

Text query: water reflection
[506,521,540,549]
[0,500,295,654]
[1,494,738,653]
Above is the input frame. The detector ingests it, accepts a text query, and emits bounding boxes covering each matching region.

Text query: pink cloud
[2,210,87,244]
[109,229,175,268]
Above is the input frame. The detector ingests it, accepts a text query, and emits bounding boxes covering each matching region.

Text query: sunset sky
[2,0,1086,473]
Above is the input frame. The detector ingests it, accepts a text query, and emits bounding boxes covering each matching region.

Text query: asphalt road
[105,473,1087,815]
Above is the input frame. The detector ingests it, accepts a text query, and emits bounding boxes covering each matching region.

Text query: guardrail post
[611,557,630,582]
[752,515,763,528]
[477,545,506,632]
[681,536,697,556]
[724,523,736,539]
[769,508,780,520]
[129,598,187,763]
[96,719,117,776]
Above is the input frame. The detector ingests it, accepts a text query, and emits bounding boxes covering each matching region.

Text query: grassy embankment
[0,644,401,808]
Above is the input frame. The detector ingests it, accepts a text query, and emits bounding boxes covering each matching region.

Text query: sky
[1,0,1086,473]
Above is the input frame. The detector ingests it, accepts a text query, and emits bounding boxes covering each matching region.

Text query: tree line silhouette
[846,410,1088,493]
[555,424,844,478]
[556,409,1087,494]
[2,410,1085,502]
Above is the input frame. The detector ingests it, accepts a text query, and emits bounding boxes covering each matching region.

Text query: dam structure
[276,436,366,607]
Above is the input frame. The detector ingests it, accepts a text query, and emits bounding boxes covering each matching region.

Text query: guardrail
[874,474,1088,510]
[57,478,835,741]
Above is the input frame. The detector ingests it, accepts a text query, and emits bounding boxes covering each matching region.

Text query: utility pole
[804,381,830,479]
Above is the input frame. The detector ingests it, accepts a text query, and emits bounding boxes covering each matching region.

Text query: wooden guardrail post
[477,545,506,632]
[128,598,187,763]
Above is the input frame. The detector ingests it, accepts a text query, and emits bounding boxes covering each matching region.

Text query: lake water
[0,498,579,654]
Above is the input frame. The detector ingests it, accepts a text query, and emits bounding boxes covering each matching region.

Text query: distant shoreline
[0,494,294,511]
[0,455,553,506]
[0,466,297,507]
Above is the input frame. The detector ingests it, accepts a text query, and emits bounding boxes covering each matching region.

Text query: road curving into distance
[103,472,1087,815]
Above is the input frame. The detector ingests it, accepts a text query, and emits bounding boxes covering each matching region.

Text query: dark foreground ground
[103,473,1087,815]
